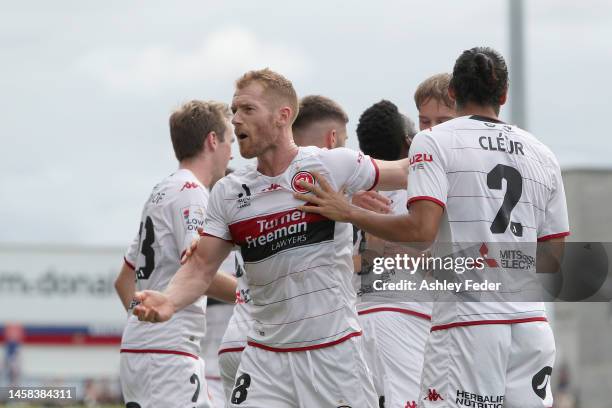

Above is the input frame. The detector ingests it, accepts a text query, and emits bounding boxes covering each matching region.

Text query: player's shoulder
[416,117,459,141]
[210,164,258,198]
[154,169,209,205]
[301,145,363,165]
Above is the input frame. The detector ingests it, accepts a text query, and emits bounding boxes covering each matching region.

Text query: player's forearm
[164,256,214,313]
[115,264,136,311]
[348,205,429,243]
[374,158,409,191]
[205,272,238,303]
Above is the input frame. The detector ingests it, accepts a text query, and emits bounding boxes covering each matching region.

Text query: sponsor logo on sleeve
[182,206,205,232]
[409,153,433,171]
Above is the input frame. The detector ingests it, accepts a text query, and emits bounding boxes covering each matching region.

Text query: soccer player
[292,94,349,148]
[354,100,430,408]
[296,47,569,408]
[133,68,410,407]
[115,100,237,408]
[414,73,456,130]
[215,94,349,404]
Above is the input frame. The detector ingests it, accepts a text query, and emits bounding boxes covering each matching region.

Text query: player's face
[231,82,279,159]
[213,120,234,183]
[418,98,456,130]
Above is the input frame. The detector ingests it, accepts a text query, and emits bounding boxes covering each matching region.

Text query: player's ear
[499,86,508,106]
[327,130,337,149]
[448,86,456,102]
[276,106,292,127]
[205,131,218,151]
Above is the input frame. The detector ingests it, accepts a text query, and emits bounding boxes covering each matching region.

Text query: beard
[238,120,277,159]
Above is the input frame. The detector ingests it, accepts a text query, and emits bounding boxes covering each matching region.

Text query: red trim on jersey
[0,335,121,346]
[218,346,246,355]
[358,307,431,321]
[120,348,199,360]
[367,158,380,191]
[124,257,135,270]
[407,196,445,209]
[247,331,362,353]
[200,232,233,243]
[537,231,570,242]
[430,317,548,332]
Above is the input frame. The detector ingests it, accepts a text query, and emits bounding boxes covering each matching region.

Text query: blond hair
[236,68,299,122]
[414,73,453,109]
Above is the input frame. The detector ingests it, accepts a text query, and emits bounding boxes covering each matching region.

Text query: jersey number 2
[137,216,155,279]
[487,164,523,237]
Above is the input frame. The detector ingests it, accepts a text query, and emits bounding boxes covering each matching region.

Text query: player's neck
[456,103,500,122]
[179,157,214,188]
[256,133,299,177]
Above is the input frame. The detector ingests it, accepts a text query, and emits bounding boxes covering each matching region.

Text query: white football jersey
[355,189,433,319]
[203,146,379,351]
[122,169,209,356]
[406,115,570,329]
[218,251,253,355]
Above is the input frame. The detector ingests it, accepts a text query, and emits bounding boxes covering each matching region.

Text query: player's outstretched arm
[115,262,136,311]
[206,272,238,303]
[296,172,443,243]
[373,158,409,191]
[133,235,233,322]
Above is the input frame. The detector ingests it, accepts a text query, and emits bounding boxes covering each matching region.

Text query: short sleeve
[537,161,570,241]
[168,186,209,255]
[124,232,140,270]
[322,148,379,195]
[406,132,448,209]
[203,181,233,242]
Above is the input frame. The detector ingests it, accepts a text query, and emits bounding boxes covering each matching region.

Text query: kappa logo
[262,183,282,193]
[405,401,417,408]
[424,389,444,402]
[180,182,199,191]
[291,171,315,193]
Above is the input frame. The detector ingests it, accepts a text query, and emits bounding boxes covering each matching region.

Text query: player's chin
[238,145,257,159]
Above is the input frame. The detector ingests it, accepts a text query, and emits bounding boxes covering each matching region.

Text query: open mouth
[235,129,249,140]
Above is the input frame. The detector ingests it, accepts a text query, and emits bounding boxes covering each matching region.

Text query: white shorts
[219,348,244,406]
[420,321,555,408]
[228,336,378,408]
[120,351,213,408]
[359,310,430,408]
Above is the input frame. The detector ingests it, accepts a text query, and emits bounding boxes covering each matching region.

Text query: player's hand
[294,171,353,222]
[132,290,175,323]
[352,190,391,214]
[181,230,202,264]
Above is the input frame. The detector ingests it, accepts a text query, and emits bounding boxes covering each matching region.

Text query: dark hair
[356,100,409,161]
[450,47,508,111]
[292,95,348,132]
[169,100,231,162]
